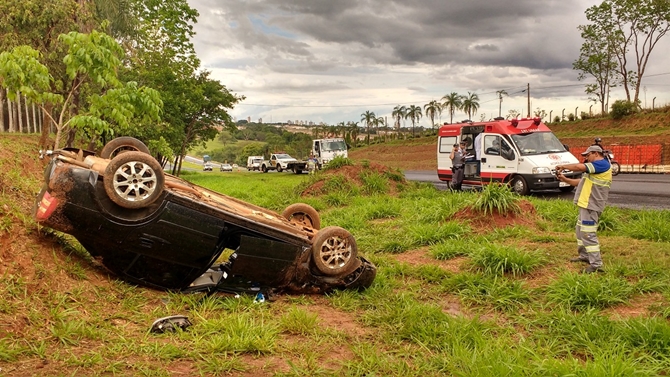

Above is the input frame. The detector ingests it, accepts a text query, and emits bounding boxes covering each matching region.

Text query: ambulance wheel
[510,176,529,195]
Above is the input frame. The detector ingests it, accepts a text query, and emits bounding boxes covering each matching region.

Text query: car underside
[34,138,376,295]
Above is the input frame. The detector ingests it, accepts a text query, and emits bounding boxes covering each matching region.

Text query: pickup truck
[261,153,307,174]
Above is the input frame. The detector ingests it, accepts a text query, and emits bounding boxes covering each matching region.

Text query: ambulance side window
[484,136,501,155]
[439,137,457,153]
[501,139,515,160]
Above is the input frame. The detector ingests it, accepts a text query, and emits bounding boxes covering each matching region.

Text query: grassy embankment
[2,133,670,375]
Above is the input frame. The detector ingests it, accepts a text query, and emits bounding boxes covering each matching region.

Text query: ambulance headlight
[532,167,551,174]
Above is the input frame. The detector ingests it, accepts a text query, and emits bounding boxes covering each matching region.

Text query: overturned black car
[34,137,376,294]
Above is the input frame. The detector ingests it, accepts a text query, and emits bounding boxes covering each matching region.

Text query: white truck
[312,138,348,168]
[261,153,308,174]
[246,156,264,171]
[437,117,582,195]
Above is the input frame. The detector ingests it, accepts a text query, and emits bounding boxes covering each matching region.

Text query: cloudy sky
[186,0,670,126]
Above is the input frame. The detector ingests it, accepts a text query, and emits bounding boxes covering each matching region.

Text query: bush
[472,183,521,216]
[610,100,638,120]
[323,155,353,170]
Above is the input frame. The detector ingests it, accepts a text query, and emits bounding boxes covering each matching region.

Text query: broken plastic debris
[150,315,192,334]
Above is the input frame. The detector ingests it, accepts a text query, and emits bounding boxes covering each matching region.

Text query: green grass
[6,134,670,376]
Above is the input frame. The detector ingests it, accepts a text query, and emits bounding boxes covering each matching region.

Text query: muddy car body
[34,139,376,294]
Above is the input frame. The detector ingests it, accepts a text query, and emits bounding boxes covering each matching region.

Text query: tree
[0,31,162,149]
[392,105,407,133]
[573,21,618,114]
[496,90,508,117]
[462,92,480,120]
[583,0,670,105]
[405,105,422,138]
[346,121,359,147]
[172,71,241,175]
[441,92,463,124]
[361,110,376,145]
[423,100,442,130]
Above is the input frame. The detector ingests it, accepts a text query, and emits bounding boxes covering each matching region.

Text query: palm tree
[392,105,407,136]
[441,92,463,124]
[347,121,359,147]
[405,105,422,138]
[375,116,386,142]
[462,92,480,120]
[423,100,442,130]
[496,90,508,117]
[337,121,346,138]
[361,110,376,145]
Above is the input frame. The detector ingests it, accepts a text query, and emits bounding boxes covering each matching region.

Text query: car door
[480,135,517,182]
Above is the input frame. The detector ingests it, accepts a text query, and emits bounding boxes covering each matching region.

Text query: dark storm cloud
[190,0,585,73]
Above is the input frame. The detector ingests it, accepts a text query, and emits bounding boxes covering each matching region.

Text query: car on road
[203,162,213,171]
[220,163,233,172]
[34,137,376,294]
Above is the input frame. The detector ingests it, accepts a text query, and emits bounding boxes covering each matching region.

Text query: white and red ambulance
[437,117,581,195]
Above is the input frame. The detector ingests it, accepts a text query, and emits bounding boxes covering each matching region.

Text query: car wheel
[261,165,268,173]
[559,186,575,193]
[277,165,283,173]
[293,167,302,174]
[311,226,358,276]
[103,151,165,209]
[611,161,621,176]
[282,203,321,230]
[509,176,529,195]
[100,137,150,159]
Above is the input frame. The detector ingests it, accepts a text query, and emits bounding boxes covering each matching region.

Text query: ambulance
[437,117,581,195]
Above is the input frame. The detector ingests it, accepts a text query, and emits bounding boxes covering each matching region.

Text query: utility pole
[527,83,530,118]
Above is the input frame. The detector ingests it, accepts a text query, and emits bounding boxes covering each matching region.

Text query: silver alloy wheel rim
[318,235,352,270]
[112,160,158,202]
[513,179,524,194]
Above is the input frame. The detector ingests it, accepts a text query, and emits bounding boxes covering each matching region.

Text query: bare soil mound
[454,200,537,232]
[301,162,408,196]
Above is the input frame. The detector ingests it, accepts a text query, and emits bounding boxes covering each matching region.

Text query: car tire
[277,165,283,173]
[261,165,268,173]
[293,167,302,174]
[282,203,321,230]
[100,137,150,159]
[509,176,529,195]
[611,161,621,176]
[311,226,358,276]
[103,151,165,209]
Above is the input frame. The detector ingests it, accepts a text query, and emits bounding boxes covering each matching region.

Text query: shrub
[472,182,521,216]
[323,155,353,170]
[610,100,638,120]
[470,244,543,276]
[546,273,634,311]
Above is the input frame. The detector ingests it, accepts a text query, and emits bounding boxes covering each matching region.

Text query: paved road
[404,171,670,210]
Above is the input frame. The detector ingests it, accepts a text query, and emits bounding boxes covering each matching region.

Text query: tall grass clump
[429,238,485,260]
[624,210,670,242]
[472,182,521,216]
[470,244,543,276]
[323,155,354,170]
[531,198,578,232]
[359,170,389,195]
[443,273,530,311]
[546,273,634,311]
[406,221,469,247]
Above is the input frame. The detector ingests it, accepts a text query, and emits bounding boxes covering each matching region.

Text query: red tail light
[36,191,58,221]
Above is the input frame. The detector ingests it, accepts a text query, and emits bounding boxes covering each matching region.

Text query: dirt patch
[393,248,468,274]
[603,293,666,319]
[302,296,371,338]
[454,199,537,232]
[301,163,407,196]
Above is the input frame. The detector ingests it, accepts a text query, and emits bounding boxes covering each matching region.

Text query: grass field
[2,135,670,376]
